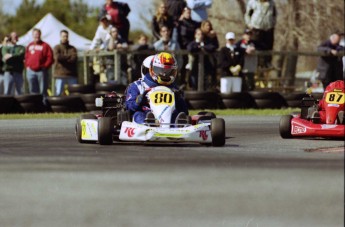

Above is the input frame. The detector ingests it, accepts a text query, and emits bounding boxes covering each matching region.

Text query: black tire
[184,91,218,100]
[80,93,105,104]
[75,114,97,143]
[0,96,18,113]
[19,102,46,113]
[221,99,243,109]
[68,84,95,94]
[85,103,100,111]
[221,92,256,109]
[47,96,86,112]
[95,83,126,94]
[98,117,114,145]
[279,115,293,138]
[15,94,43,103]
[211,118,226,147]
[197,111,216,118]
[250,91,287,109]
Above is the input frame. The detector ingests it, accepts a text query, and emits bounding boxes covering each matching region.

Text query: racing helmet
[324,80,345,92]
[141,55,154,79]
[149,52,178,85]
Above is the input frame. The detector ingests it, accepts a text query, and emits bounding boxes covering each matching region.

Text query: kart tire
[211,118,226,147]
[75,114,97,143]
[98,117,114,145]
[279,115,293,138]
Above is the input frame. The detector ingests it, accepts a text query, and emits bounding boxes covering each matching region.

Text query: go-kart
[75,86,226,146]
[279,84,345,139]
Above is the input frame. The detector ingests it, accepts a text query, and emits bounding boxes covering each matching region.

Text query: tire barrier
[46,96,86,113]
[220,92,257,109]
[15,94,46,113]
[0,91,320,113]
[281,93,307,108]
[67,84,95,95]
[80,93,105,111]
[95,83,126,95]
[184,91,221,110]
[249,91,288,109]
[0,96,20,114]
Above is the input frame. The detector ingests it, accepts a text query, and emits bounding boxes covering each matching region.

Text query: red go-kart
[279,80,345,139]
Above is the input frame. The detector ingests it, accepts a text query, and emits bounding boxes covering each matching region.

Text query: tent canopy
[18,13,91,51]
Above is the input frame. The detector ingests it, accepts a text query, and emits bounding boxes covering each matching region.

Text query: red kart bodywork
[290,115,344,138]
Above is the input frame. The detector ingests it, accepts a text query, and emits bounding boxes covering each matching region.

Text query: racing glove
[136,94,144,106]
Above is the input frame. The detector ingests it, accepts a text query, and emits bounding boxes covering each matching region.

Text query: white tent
[18,13,91,51]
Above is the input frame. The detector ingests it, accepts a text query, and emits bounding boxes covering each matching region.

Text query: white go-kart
[75,86,226,146]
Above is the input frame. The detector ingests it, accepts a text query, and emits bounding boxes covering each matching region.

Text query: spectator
[0,36,8,95]
[186,0,213,23]
[200,19,219,89]
[316,32,342,88]
[105,27,128,85]
[130,34,154,82]
[25,28,54,103]
[165,0,187,24]
[152,2,175,42]
[1,32,25,95]
[89,16,113,51]
[154,25,182,72]
[187,28,217,90]
[337,32,345,79]
[99,0,131,42]
[53,30,78,96]
[236,29,261,91]
[177,7,199,88]
[244,0,277,67]
[218,32,242,93]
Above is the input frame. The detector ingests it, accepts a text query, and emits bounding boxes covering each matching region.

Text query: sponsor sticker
[292,125,306,134]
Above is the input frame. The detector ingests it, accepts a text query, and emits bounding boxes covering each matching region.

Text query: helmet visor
[153,66,177,82]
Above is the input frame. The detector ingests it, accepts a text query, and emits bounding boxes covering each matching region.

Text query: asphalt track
[0,116,343,227]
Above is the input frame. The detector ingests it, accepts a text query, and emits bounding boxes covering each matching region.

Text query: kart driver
[311,80,344,123]
[125,52,189,124]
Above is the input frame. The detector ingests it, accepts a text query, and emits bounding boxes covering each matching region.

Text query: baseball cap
[225,32,235,40]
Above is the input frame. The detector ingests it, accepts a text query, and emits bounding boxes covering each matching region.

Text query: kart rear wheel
[75,114,97,143]
[98,117,114,145]
[211,118,225,147]
[279,115,293,138]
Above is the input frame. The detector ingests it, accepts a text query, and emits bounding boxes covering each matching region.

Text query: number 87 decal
[325,92,345,104]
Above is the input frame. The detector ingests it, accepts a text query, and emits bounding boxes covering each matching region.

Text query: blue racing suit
[125,73,189,123]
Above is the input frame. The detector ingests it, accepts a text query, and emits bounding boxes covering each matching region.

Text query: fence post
[83,53,88,85]
[114,51,120,82]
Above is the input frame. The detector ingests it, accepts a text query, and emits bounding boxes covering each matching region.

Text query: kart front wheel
[98,117,114,145]
[211,118,225,146]
[75,114,97,143]
[279,115,293,138]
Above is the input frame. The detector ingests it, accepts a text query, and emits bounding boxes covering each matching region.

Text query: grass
[0,108,300,120]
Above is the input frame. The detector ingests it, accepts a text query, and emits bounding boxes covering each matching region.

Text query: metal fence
[81,49,344,93]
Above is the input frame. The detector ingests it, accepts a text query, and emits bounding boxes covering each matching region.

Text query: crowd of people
[0,0,344,100]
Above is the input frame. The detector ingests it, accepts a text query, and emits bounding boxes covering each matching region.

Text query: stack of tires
[95,83,126,95]
[184,91,220,110]
[68,84,102,112]
[15,94,46,113]
[46,96,86,113]
[281,93,308,108]
[220,92,257,109]
[249,91,288,109]
[0,96,20,113]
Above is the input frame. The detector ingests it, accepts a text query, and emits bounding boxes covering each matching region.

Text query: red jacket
[25,40,54,71]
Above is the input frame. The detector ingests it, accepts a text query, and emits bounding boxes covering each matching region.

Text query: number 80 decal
[325,92,345,104]
[149,91,175,106]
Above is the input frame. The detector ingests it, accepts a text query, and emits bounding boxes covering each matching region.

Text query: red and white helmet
[149,52,178,85]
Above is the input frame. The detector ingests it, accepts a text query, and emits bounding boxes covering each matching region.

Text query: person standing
[186,0,213,23]
[1,32,25,95]
[25,28,54,101]
[316,32,342,88]
[218,32,242,93]
[244,0,277,67]
[105,27,128,85]
[165,0,187,25]
[89,16,113,51]
[53,30,78,96]
[0,36,8,95]
[152,2,175,42]
[99,0,131,42]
